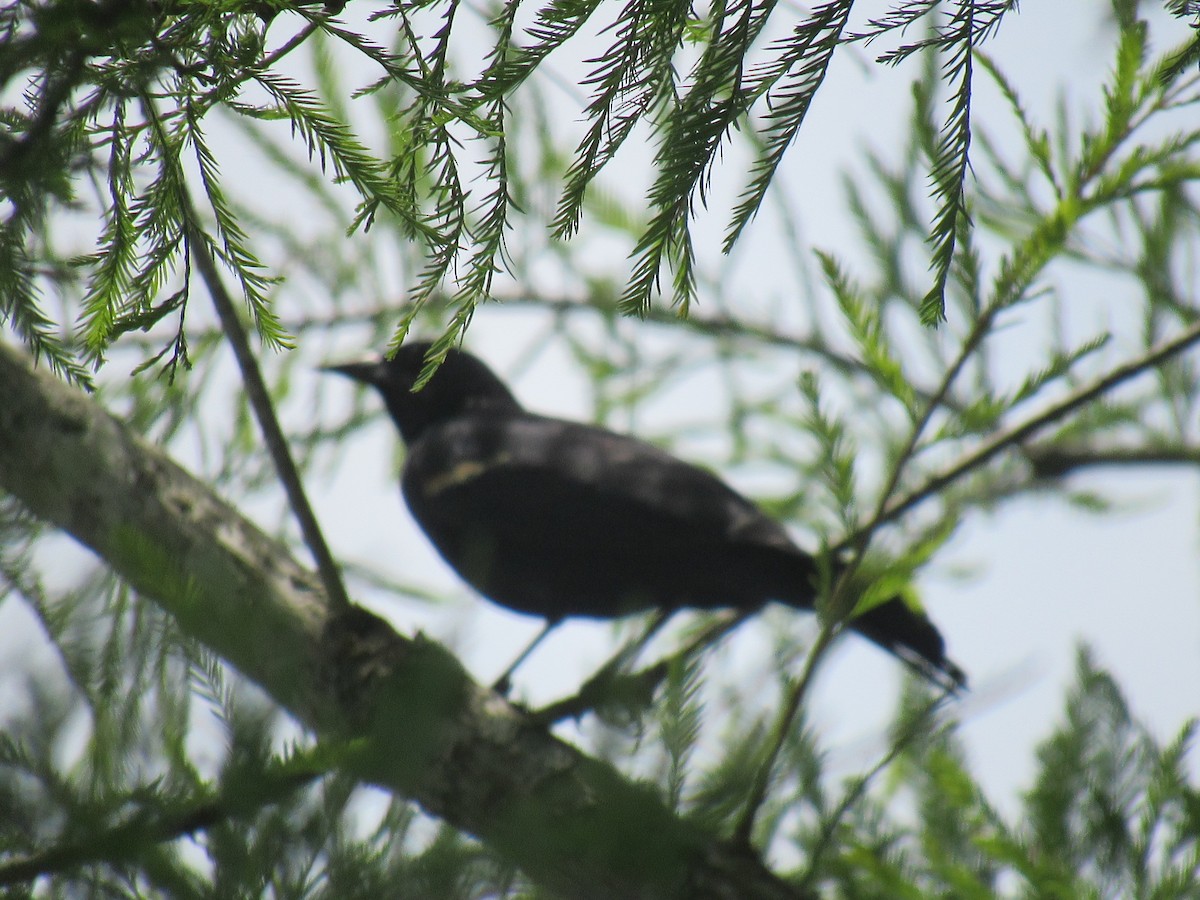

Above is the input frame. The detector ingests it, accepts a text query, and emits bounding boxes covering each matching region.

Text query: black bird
[325,342,965,690]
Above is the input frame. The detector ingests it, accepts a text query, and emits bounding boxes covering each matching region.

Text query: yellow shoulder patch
[423,453,512,496]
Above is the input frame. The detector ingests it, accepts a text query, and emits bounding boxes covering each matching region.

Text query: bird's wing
[402,412,796,553]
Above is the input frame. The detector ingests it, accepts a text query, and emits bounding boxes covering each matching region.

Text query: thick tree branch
[0,342,808,900]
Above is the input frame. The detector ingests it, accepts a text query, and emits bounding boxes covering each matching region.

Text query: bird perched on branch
[325,341,965,691]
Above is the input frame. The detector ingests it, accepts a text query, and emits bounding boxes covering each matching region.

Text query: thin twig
[120,295,966,412]
[735,301,1002,843]
[0,768,321,887]
[862,318,1200,536]
[490,294,962,411]
[0,49,85,174]
[256,20,322,72]
[182,209,352,613]
[733,624,837,847]
[798,691,951,893]
[1026,444,1200,477]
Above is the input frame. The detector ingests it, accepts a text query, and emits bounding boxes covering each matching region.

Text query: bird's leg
[491,618,560,695]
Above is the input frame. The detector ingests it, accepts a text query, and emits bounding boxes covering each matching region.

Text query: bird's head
[323,341,520,444]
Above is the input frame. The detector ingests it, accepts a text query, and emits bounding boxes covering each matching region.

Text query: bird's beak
[321,357,385,385]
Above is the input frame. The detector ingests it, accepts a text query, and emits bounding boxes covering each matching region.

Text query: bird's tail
[764,547,966,691]
[849,596,966,691]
